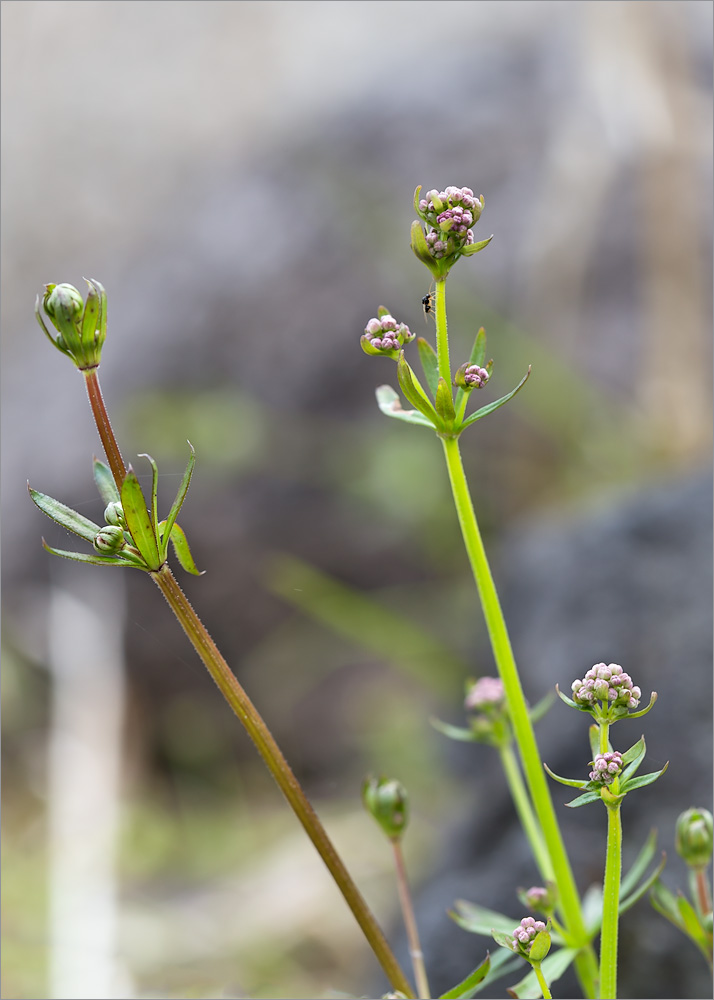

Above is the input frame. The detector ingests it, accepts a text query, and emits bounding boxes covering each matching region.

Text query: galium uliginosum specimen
[31,281,415,998]
[359,186,708,999]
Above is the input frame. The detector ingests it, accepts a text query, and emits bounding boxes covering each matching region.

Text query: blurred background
[1,2,712,998]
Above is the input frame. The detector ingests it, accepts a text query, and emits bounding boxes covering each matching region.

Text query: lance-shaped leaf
[619,736,647,783]
[411,219,440,277]
[430,716,479,742]
[375,385,435,427]
[620,829,658,899]
[543,762,588,789]
[417,337,439,397]
[676,894,711,950]
[41,539,147,569]
[159,442,196,561]
[439,952,491,999]
[93,458,121,506]
[397,352,442,428]
[564,789,601,808]
[451,900,519,937]
[159,520,203,576]
[507,948,578,999]
[461,235,493,257]
[588,724,602,760]
[121,467,161,570]
[461,367,531,431]
[619,852,666,915]
[138,453,161,548]
[529,691,555,725]
[626,691,658,719]
[555,684,580,710]
[435,376,456,427]
[620,760,669,793]
[454,327,488,424]
[28,486,102,544]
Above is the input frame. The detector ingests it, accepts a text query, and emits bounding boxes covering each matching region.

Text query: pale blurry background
[2,2,712,999]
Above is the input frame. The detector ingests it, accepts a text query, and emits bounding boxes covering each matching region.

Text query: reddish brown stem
[150,563,415,998]
[82,367,126,490]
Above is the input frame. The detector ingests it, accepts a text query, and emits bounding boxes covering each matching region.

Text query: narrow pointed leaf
[29,486,102,543]
[161,442,196,560]
[564,790,601,808]
[619,853,666,915]
[159,520,204,576]
[508,948,578,999]
[677,894,709,943]
[582,884,604,934]
[435,376,456,426]
[454,327,488,417]
[375,385,434,427]
[138,453,160,548]
[430,716,478,742]
[543,762,588,789]
[121,468,161,570]
[621,735,646,770]
[588,725,601,760]
[529,691,555,725]
[93,458,121,506]
[451,900,519,936]
[81,279,100,347]
[439,952,491,999]
[650,880,684,927]
[555,684,579,710]
[41,539,143,568]
[461,235,493,256]
[397,352,442,427]
[621,761,668,792]
[461,367,531,430]
[627,691,658,718]
[620,829,658,898]
[417,337,439,397]
[411,219,440,275]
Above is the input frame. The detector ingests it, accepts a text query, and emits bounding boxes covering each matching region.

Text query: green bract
[362,775,409,842]
[28,447,202,575]
[35,279,107,369]
[544,736,669,809]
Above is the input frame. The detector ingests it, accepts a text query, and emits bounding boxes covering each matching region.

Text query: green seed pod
[104,501,126,527]
[93,525,126,555]
[362,775,409,841]
[676,808,714,870]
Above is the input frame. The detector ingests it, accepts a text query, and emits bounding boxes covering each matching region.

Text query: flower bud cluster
[572,663,641,711]
[589,751,623,786]
[361,315,414,358]
[521,884,556,914]
[464,676,505,712]
[417,187,484,260]
[511,916,547,954]
[462,364,490,388]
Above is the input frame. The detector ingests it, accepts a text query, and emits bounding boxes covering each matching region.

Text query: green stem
[533,961,553,1000]
[600,803,622,999]
[150,563,415,998]
[600,723,610,755]
[82,367,126,489]
[434,279,451,386]
[392,839,431,999]
[498,742,554,884]
[439,434,598,998]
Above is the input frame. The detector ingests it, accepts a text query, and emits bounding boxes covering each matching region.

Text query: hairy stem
[150,563,415,998]
[392,839,430,999]
[600,802,623,999]
[434,279,451,386]
[533,961,553,1000]
[82,367,126,489]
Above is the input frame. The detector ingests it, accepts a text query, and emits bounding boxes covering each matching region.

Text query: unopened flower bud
[510,917,550,960]
[465,676,505,712]
[519,883,557,914]
[103,501,126,527]
[455,362,491,390]
[676,808,714,870]
[589,751,623,786]
[93,525,126,555]
[45,283,84,322]
[36,278,107,369]
[362,775,409,841]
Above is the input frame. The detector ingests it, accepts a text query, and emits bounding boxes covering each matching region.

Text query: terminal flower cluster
[464,676,505,712]
[417,186,484,259]
[361,313,414,359]
[510,916,548,955]
[572,663,641,710]
[589,751,624,786]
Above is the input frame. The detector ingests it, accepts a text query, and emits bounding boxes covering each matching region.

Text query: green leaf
[29,486,102,543]
[121,468,161,570]
[159,520,203,576]
[430,716,478,742]
[588,725,601,761]
[528,929,551,963]
[564,790,601,808]
[543,763,588,789]
[411,219,440,277]
[529,691,555,725]
[417,337,439,397]
[621,762,669,793]
[439,952,491,998]
[508,948,578,999]
[555,685,579,710]
[138,453,161,549]
[619,852,666,915]
[460,235,493,257]
[619,829,657,899]
[435,376,456,426]
[375,385,435,427]
[650,879,684,927]
[461,367,531,430]
[582,884,604,934]
[451,900,518,937]
[397,352,441,427]
[626,691,658,719]
[621,735,646,773]
[93,458,121,506]
[454,327,487,419]
[677,894,709,943]
[160,442,196,561]
[41,539,144,569]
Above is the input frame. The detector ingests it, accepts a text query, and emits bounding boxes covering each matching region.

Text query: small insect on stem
[421,283,434,322]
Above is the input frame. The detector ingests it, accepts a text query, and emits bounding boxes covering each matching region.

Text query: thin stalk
[439,434,598,999]
[533,962,553,1000]
[692,868,712,922]
[599,803,623,999]
[434,279,451,386]
[150,563,415,998]
[82,367,126,488]
[391,839,431,1000]
[498,741,554,884]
